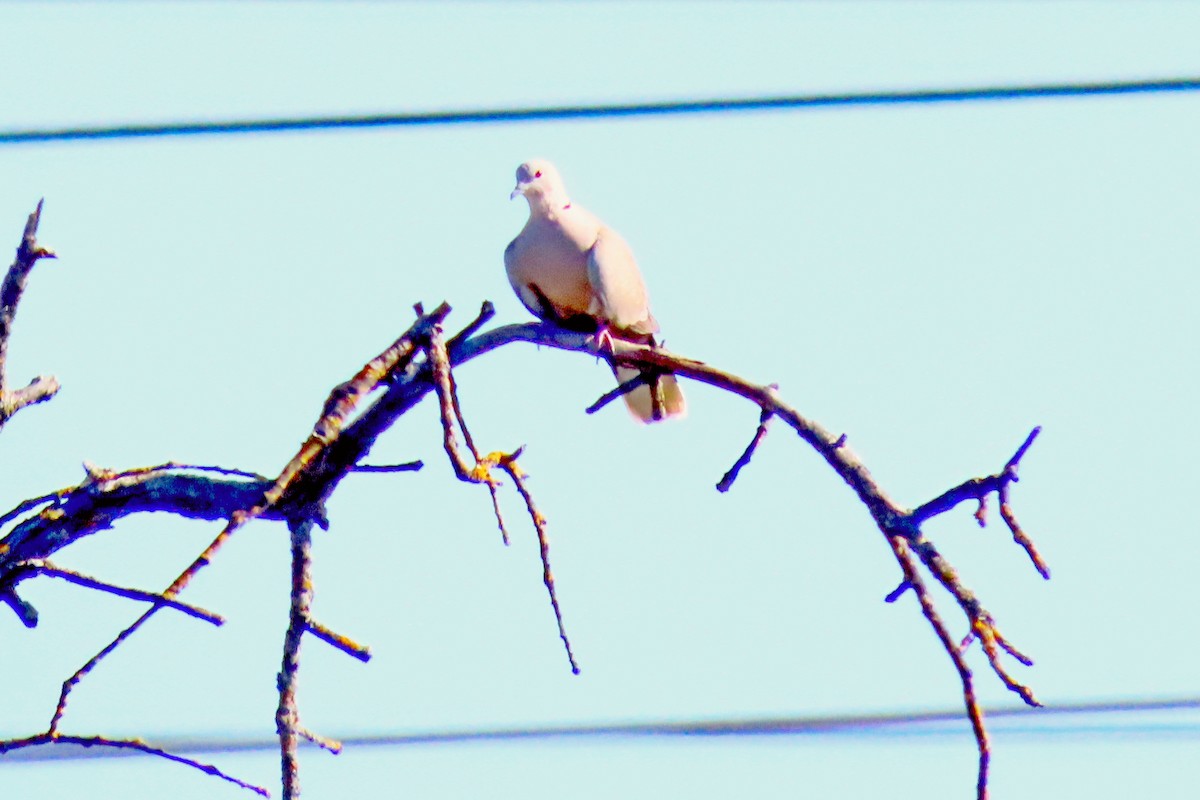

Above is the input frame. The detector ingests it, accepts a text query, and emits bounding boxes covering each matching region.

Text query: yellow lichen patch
[972,618,998,644]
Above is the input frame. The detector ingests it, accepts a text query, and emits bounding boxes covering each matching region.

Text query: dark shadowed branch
[0,306,450,795]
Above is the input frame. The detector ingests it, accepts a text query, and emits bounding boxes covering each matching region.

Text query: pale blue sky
[2,2,1199,798]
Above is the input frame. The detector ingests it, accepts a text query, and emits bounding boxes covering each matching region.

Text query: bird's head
[510,159,567,206]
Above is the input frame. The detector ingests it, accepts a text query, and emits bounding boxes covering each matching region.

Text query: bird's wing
[586,227,659,338]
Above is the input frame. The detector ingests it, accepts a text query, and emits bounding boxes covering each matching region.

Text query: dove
[505,159,686,422]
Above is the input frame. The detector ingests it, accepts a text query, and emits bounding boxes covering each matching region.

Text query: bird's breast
[506,219,596,315]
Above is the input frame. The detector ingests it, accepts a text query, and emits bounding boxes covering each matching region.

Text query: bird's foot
[592,326,616,354]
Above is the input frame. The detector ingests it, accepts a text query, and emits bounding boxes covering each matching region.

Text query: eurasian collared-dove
[505,159,686,423]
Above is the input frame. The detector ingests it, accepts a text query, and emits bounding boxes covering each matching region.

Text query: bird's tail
[613,365,687,423]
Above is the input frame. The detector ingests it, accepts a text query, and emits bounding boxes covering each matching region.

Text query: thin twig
[496,453,580,675]
[0,489,65,531]
[998,429,1049,578]
[883,581,912,604]
[297,725,342,755]
[427,324,511,544]
[0,199,59,428]
[890,536,991,800]
[349,461,423,473]
[427,325,577,670]
[906,536,1041,708]
[910,427,1048,577]
[49,606,161,732]
[278,518,315,800]
[716,401,775,492]
[447,342,509,546]
[19,561,224,625]
[427,325,487,478]
[0,588,38,627]
[305,617,371,663]
[969,617,1040,706]
[584,370,650,415]
[0,733,269,796]
[445,300,496,351]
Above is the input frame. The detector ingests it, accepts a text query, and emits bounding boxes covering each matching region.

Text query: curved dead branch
[449,317,1048,800]
[1,301,1045,800]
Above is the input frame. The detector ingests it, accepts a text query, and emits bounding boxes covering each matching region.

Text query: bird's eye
[534,170,542,178]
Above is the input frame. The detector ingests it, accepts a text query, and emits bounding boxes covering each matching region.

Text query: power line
[4,695,1197,762]
[3,77,1199,147]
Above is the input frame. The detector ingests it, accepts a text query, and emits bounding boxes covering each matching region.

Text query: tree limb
[1,306,1046,800]
[445,320,1046,800]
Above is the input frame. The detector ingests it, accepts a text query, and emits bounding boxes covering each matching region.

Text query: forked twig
[495,452,580,675]
[912,427,1048,578]
[427,323,510,545]
[0,199,59,428]
[889,536,991,800]
[427,324,579,673]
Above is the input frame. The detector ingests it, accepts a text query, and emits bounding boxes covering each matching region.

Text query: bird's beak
[510,182,528,200]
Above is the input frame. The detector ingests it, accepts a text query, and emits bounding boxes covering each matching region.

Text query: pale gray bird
[505,159,686,422]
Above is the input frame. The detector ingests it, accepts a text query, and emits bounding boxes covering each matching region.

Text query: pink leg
[592,325,616,353]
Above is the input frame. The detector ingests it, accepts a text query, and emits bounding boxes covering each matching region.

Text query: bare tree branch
[889,535,991,800]
[0,200,59,428]
[0,468,276,624]
[278,518,319,799]
[716,394,776,492]
[12,560,225,626]
[1,305,1046,800]
[0,307,451,794]
[584,369,651,415]
[427,323,579,672]
[495,451,580,675]
[305,617,371,663]
[0,733,269,796]
[445,321,1046,800]
[912,426,1048,578]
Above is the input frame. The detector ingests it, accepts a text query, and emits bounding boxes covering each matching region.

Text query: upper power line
[3,77,1199,146]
